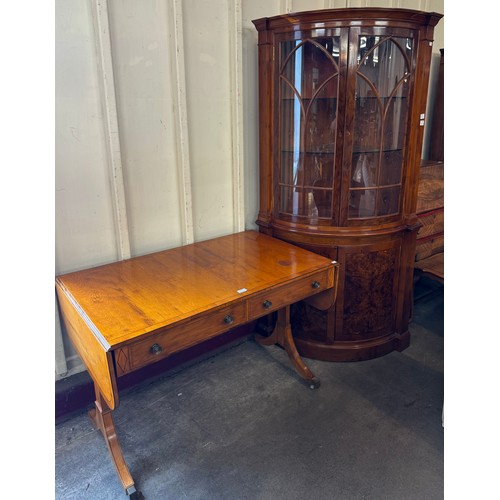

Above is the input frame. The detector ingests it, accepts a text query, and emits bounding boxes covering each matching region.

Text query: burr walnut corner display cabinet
[252,8,442,361]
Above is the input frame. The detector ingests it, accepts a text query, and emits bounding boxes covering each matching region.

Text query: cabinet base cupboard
[252,8,443,361]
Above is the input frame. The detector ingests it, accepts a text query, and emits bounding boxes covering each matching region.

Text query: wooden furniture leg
[255,306,320,389]
[88,385,140,499]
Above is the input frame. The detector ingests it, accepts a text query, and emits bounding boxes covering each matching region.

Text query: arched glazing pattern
[349,36,413,219]
[278,37,340,220]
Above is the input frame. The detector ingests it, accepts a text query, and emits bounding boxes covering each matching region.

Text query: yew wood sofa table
[55,230,339,498]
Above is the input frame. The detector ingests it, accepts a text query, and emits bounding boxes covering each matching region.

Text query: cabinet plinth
[253,8,442,362]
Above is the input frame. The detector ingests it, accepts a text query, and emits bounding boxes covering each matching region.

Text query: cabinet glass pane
[348,186,400,218]
[376,186,400,216]
[349,36,412,219]
[351,152,378,188]
[357,36,412,100]
[349,189,376,218]
[353,97,381,153]
[280,186,318,218]
[278,37,340,220]
[379,150,403,186]
[312,188,333,218]
[383,95,409,151]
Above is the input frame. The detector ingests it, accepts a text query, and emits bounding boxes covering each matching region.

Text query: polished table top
[56,230,335,349]
[55,230,338,498]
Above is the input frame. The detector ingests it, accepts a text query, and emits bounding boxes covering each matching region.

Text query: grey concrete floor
[55,278,443,500]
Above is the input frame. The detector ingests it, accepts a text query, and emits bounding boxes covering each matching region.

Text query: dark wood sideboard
[415,48,444,280]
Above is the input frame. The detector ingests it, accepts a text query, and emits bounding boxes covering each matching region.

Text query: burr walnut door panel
[336,239,401,341]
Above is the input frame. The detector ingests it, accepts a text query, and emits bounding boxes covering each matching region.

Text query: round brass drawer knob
[150,343,162,355]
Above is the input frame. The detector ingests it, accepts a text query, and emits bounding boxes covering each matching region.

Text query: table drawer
[248,269,331,320]
[127,302,247,372]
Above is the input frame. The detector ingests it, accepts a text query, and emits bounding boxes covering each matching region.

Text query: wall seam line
[170,0,194,245]
[229,0,245,232]
[91,0,131,260]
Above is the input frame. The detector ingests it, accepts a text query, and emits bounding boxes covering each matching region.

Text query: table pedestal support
[88,305,319,497]
[255,306,320,389]
[89,386,140,499]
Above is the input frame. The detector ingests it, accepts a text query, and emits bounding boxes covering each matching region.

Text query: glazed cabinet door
[275,29,348,226]
[341,27,418,226]
[253,8,442,362]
